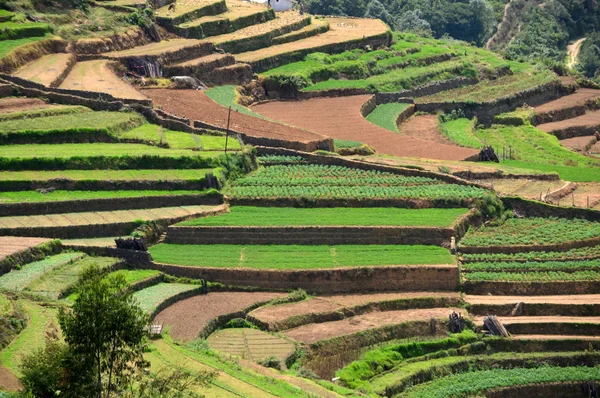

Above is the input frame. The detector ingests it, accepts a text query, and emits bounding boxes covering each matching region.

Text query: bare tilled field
[144,89,328,146]
[283,307,463,344]
[0,98,55,114]
[235,17,389,64]
[466,294,600,305]
[252,96,479,161]
[14,53,74,87]
[0,236,52,261]
[207,328,295,362]
[250,292,460,331]
[60,60,147,100]
[152,291,286,342]
[399,115,455,145]
[538,109,600,135]
[559,136,597,151]
[535,88,600,114]
[473,178,566,199]
[0,366,20,392]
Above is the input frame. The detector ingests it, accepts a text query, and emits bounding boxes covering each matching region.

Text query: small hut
[252,0,294,12]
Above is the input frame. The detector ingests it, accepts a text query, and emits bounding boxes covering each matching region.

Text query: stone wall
[486,382,590,398]
[166,225,455,245]
[463,280,600,295]
[378,76,479,101]
[147,263,460,293]
[502,196,600,222]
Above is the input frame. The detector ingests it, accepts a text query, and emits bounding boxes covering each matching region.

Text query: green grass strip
[366,103,410,133]
[462,246,600,263]
[179,206,468,227]
[149,244,455,269]
[0,252,85,291]
[132,283,199,313]
[204,85,260,117]
[465,270,600,282]
[0,190,207,204]
[400,366,600,397]
[0,143,215,158]
[462,260,600,272]
[0,169,214,182]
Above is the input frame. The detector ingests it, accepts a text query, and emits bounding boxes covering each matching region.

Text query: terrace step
[173,0,275,40]
[534,88,600,124]
[512,334,600,340]
[103,39,215,65]
[283,307,464,345]
[249,292,461,331]
[165,225,455,245]
[559,135,598,153]
[0,204,226,239]
[164,53,235,77]
[14,53,76,88]
[537,109,600,139]
[466,294,600,316]
[476,315,600,336]
[0,236,57,275]
[270,18,330,47]
[155,0,227,30]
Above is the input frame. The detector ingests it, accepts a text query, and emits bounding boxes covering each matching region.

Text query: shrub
[258,356,282,370]
[223,318,257,329]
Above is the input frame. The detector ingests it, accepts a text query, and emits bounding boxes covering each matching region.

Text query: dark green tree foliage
[504,0,571,64]
[20,340,71,398]
[365,0,398,28]
[306,0,366,16]
[59,266,148,398]
[577,32,600,79]
[396,10,432,36]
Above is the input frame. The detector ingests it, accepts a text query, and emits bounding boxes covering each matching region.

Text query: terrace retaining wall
[0,178,215,193]
[0,239,61,276]
[416,80,575,126]
[0,193,223,217]
[146,263,460,293]
[376,76,479,102]
[166,225,455,245]
[468,302,600,317]
[62,245,154,265]
[502,197,600,222]
[505,322,600,336]
[256,146,487,188]
[454,170,561,181]
[485,382,590,398]
[463,280,600,295]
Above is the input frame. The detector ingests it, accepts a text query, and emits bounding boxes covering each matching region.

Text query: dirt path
[398,114,453,145]
[0,366,20,392]
[14,53,74,87]
[567,38,586,70]
[283,307,462,344]
[60,60,147,100]
[143,89,329,149]
[153,292,286,342]
[252,96,478,161]
[466,294,600,305]
[485,1,512,49]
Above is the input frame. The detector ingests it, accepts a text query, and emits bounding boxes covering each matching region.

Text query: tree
[469,0,495,46]
[59,266,148,398]
[397,10,432,36]
[306,0,346,15]
[365,0,397,29]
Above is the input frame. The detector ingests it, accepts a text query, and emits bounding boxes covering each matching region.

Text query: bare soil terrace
[143,89,328,145]
[153,291,286,342]
[538,109,600,135]
[14,53,74,87]
[0,236,52,261]
[535,88,600,114]
[0,365,20,392]
[283,307,462,344]
[252,95,479,161]
[0,97,55,114]
[399,114,455,145]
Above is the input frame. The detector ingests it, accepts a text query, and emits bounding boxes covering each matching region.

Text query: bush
[223,318,257,329]
[258,356,282,370]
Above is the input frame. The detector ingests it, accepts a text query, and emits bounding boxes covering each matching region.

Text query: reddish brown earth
[283,307,462,344]
[559,136,597,152]
[535,88,600,114]
[153,291,286,342]
[143,89,328,146]
[466,294,600,305]
[398,114,454,145]
[0,366,20,391]
[252,96,479,161]
[0,97,53,114]
[251,292,459,329]
[0,237,52,261]
[538,109,600,133]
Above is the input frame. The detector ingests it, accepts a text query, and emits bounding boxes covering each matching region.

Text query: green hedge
[0,22,51,40]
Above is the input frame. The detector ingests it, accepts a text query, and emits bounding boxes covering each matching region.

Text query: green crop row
[149,244,454,269]
[132,283,199,313]
[106,269,161,285]
[0,169,215,182]
[462,246,600,263]
[400,366,600,397]
[0,190,208,203]
[366,103,411,133]
[337,330,478,391]
[227,184,486,201]
[178,206,469,227]
[120,124,240,151]
[462,260,600,272]
[0,21,51,40]
[0,105,90,123]
[247,164,437,181]
[465,270,600,282]
[0,252,85,291]
[461,217,600,247]
[257,155,305,165]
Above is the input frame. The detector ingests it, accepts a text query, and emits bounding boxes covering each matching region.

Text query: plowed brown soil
[0,366,20,391]
[536,88,600,115]
[398,114,454,145]
[0,236,52,261]
[283,307,462,344]
[538,109,600,134]
[0,97,53,114]
[252,96,478,161]
[466,294,600,305]
[143,89,328,146]
[560,136,597,152]
[251,292,459,329]
[153,291,286,342]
